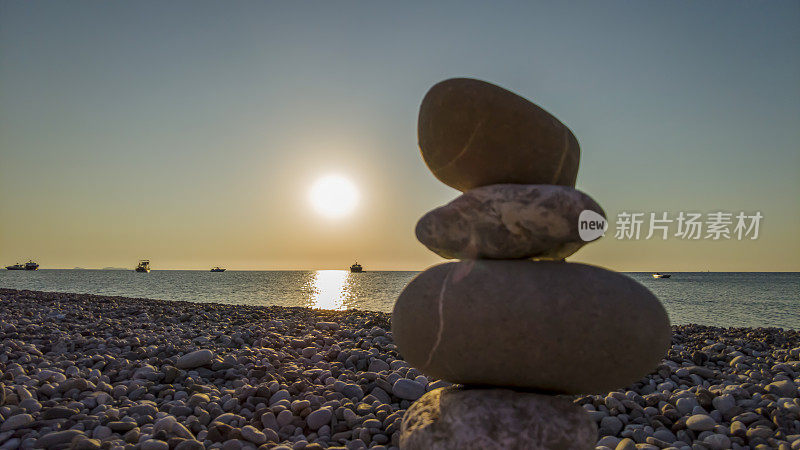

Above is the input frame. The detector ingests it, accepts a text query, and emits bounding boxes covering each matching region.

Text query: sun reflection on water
[309,270,349,310]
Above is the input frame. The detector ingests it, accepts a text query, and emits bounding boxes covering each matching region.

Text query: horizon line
[6,268,800,273]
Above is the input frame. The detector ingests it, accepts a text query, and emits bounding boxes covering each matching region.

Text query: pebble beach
[1,288,799,450]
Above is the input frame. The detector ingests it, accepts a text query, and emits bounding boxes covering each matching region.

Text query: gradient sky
[1,1,798,271]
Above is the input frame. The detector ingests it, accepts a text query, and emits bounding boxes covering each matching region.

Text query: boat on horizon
[653,273,671,279]
[350,262,363,273]
[7,260,40,270]
[135,260,150,273]
[210,267,226,272]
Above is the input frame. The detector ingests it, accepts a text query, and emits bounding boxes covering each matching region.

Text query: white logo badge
[578,210,607,242]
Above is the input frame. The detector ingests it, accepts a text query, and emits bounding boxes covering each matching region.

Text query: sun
[309,175,359,218]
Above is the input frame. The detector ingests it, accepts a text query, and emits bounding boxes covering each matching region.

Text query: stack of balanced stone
[392,78,672,449]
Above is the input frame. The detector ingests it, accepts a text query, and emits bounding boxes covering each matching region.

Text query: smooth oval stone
[400,387,595,450]
[392,260,671,394]
[418,78,580,191]
[416,184,605,260]
[176,349,214,369]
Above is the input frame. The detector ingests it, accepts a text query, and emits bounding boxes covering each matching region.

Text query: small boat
[652,273,671,279]
[210,267,226,272]
[5,263,24,270]
[350,262,363,273]
[24,260,39,271]
[135,260,151,273]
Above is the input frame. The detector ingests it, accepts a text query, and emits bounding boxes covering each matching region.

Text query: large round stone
[391,260,671,394]
[418,78,580,191]
[415,184,604,260]
[400,387,595,450]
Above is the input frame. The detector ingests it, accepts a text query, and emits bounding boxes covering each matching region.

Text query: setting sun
[309,175,359,218]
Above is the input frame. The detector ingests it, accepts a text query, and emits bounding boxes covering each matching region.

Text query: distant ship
[350,262,363,273]
[210,267,226,272]
[7,260,39,270]
[652,273,671,279]
[135,260,150,273]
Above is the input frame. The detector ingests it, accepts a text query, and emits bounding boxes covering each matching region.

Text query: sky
[1,1,798,271]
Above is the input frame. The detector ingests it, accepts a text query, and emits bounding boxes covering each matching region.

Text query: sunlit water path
[1,270,797,329]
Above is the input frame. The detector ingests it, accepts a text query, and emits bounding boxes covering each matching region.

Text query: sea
[1,270,797,330]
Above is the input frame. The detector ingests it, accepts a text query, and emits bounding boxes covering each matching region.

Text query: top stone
[418,78,580,191]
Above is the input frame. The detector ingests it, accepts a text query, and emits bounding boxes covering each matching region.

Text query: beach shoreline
[0,288,798,449]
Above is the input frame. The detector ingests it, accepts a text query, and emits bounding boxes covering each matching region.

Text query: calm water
[1,270,797,329]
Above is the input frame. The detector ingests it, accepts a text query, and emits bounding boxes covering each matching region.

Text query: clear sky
[1,1,798,271]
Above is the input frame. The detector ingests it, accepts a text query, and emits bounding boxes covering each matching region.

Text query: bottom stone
[400,387,596,450]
